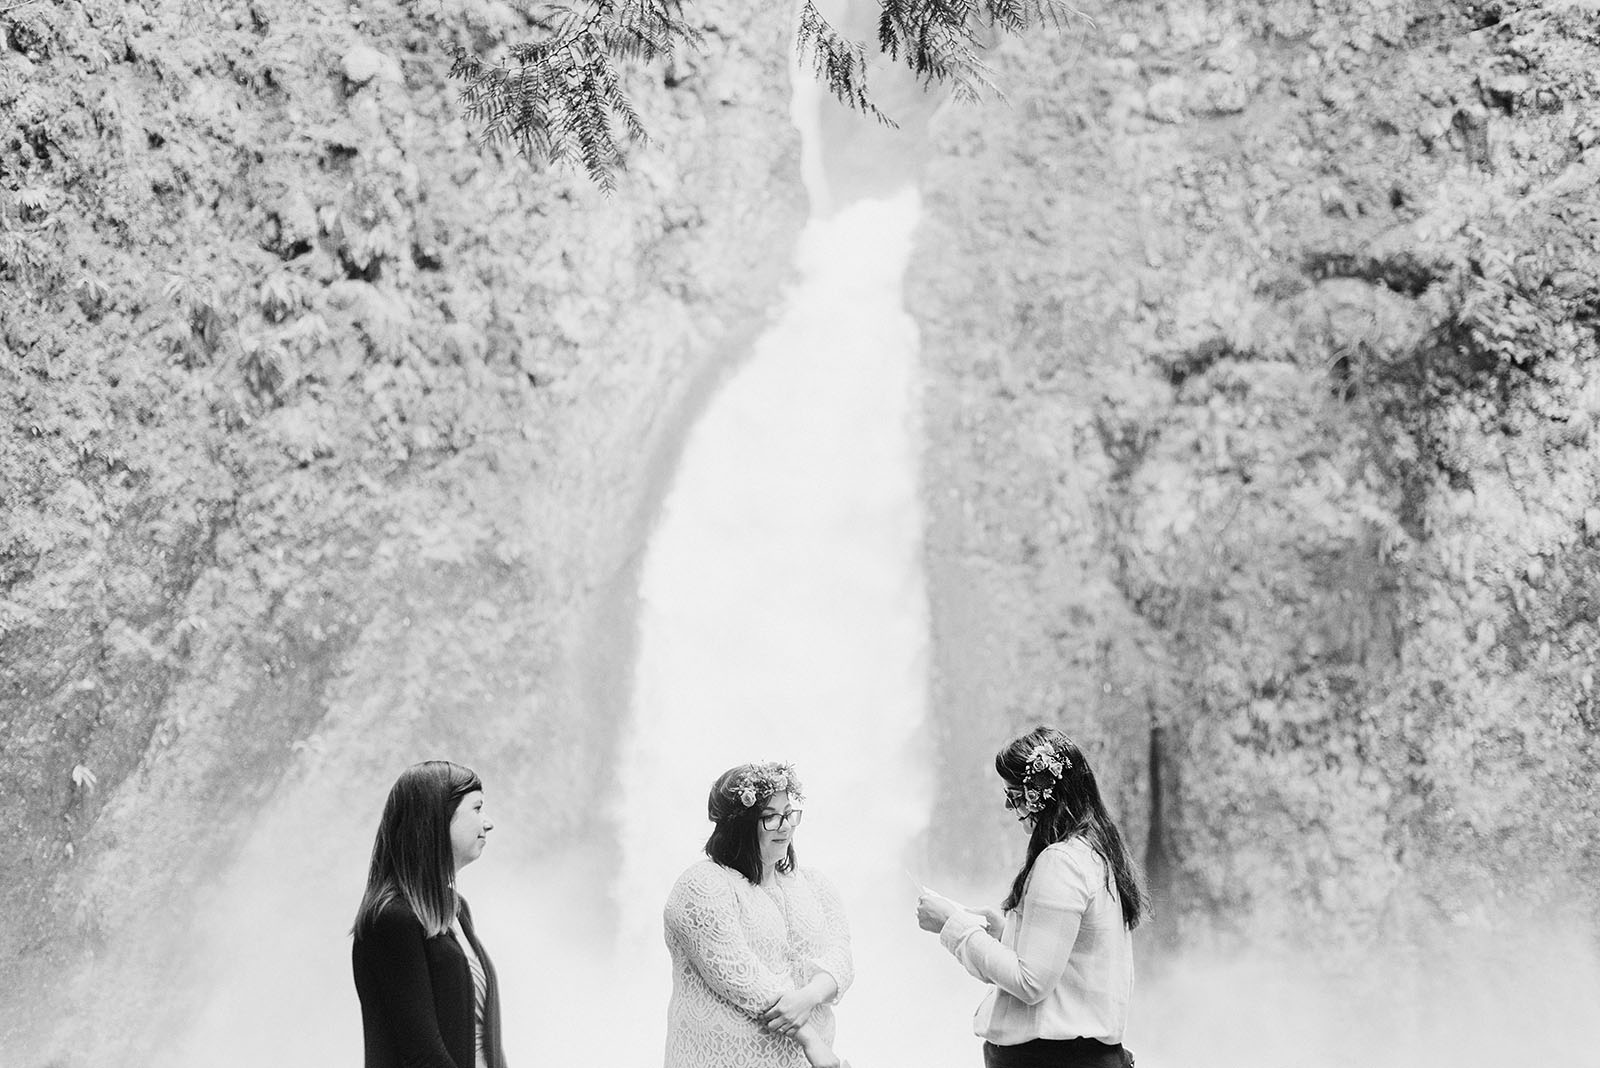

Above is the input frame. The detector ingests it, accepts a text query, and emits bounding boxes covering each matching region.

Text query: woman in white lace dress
[663,762,853,1068]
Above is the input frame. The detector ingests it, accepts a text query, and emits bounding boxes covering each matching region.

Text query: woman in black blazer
[352,760,508,1068]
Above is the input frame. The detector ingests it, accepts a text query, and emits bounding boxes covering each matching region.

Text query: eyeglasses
[1002,785,1032,821]
[759,808,804,831]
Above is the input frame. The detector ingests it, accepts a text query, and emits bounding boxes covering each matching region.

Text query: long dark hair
[353,760,483,940]
[703,763,799,884]
[998,726,1146,928]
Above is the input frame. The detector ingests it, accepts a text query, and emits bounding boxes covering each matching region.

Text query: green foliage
[451,0,1077,187]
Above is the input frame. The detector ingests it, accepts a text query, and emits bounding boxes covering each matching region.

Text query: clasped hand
[760,987,818,1036]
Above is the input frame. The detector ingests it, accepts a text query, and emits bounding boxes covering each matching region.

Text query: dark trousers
[983,1038,1133,1068]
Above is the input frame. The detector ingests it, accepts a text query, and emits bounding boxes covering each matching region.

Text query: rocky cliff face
[914,0,1600,965]
[7,0,1598,1060]
[0,0,804,1061]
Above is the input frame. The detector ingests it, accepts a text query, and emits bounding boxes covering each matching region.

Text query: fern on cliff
[450,0,1077,188]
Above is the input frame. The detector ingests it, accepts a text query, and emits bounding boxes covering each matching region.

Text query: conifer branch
[449,0,1082,190]
[449,1,700,194]
[796,1,893,126]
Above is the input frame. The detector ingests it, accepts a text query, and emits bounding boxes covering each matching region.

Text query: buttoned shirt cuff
[939,909,985,956]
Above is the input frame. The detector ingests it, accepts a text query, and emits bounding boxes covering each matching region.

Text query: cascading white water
[602,37,982,1068]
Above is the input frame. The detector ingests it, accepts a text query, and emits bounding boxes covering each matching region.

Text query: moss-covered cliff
[7,0,1599,1059]
[1,0,804,1061]
[915,0,1600,966]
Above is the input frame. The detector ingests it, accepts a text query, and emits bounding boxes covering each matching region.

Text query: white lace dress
[663,860,854,1068]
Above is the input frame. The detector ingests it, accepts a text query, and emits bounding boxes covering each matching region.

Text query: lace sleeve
[665,864,789,1016]
[803,868,854,1002]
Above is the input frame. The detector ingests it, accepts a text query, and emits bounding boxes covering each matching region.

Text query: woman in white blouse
[916,726,1147,1068]
[663,762,854,1068]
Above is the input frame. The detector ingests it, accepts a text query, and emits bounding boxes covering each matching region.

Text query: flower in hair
[726,761,804,810]
[1007,741,1072,817]
[1026,744,1066,781]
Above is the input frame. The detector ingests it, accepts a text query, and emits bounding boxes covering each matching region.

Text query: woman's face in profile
[758,790,801,869]
[450,790,493,871]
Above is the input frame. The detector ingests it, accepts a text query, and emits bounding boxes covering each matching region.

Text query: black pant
[983,1038,1133,1068]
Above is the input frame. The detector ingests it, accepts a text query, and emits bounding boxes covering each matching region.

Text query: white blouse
[449,917,490,1068]
[663,860,854,1068]
[939,838,1133,1046]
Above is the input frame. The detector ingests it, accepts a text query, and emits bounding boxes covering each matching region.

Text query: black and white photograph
[3,0,1598,1065]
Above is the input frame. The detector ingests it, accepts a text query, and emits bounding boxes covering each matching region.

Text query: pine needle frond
[450,0,1079,190]
[872,0,1082,101]
[600,0,703,60]
[448,0,674,194]
[796,1,894,126]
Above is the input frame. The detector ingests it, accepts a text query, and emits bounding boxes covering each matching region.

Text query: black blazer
[352,896,507,1068]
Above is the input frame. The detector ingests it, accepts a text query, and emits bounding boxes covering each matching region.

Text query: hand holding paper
[908,871,1006,938]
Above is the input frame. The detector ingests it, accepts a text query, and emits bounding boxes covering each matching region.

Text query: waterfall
[599,28,980,1067]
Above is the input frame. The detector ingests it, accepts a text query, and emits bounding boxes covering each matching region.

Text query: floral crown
[723,761,804,813]
[1005,741,1072,818]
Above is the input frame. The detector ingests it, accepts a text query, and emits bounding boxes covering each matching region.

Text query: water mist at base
[1135,922,1600,1067]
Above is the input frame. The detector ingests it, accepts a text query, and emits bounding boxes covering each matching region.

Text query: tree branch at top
[449,0,1082,191]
